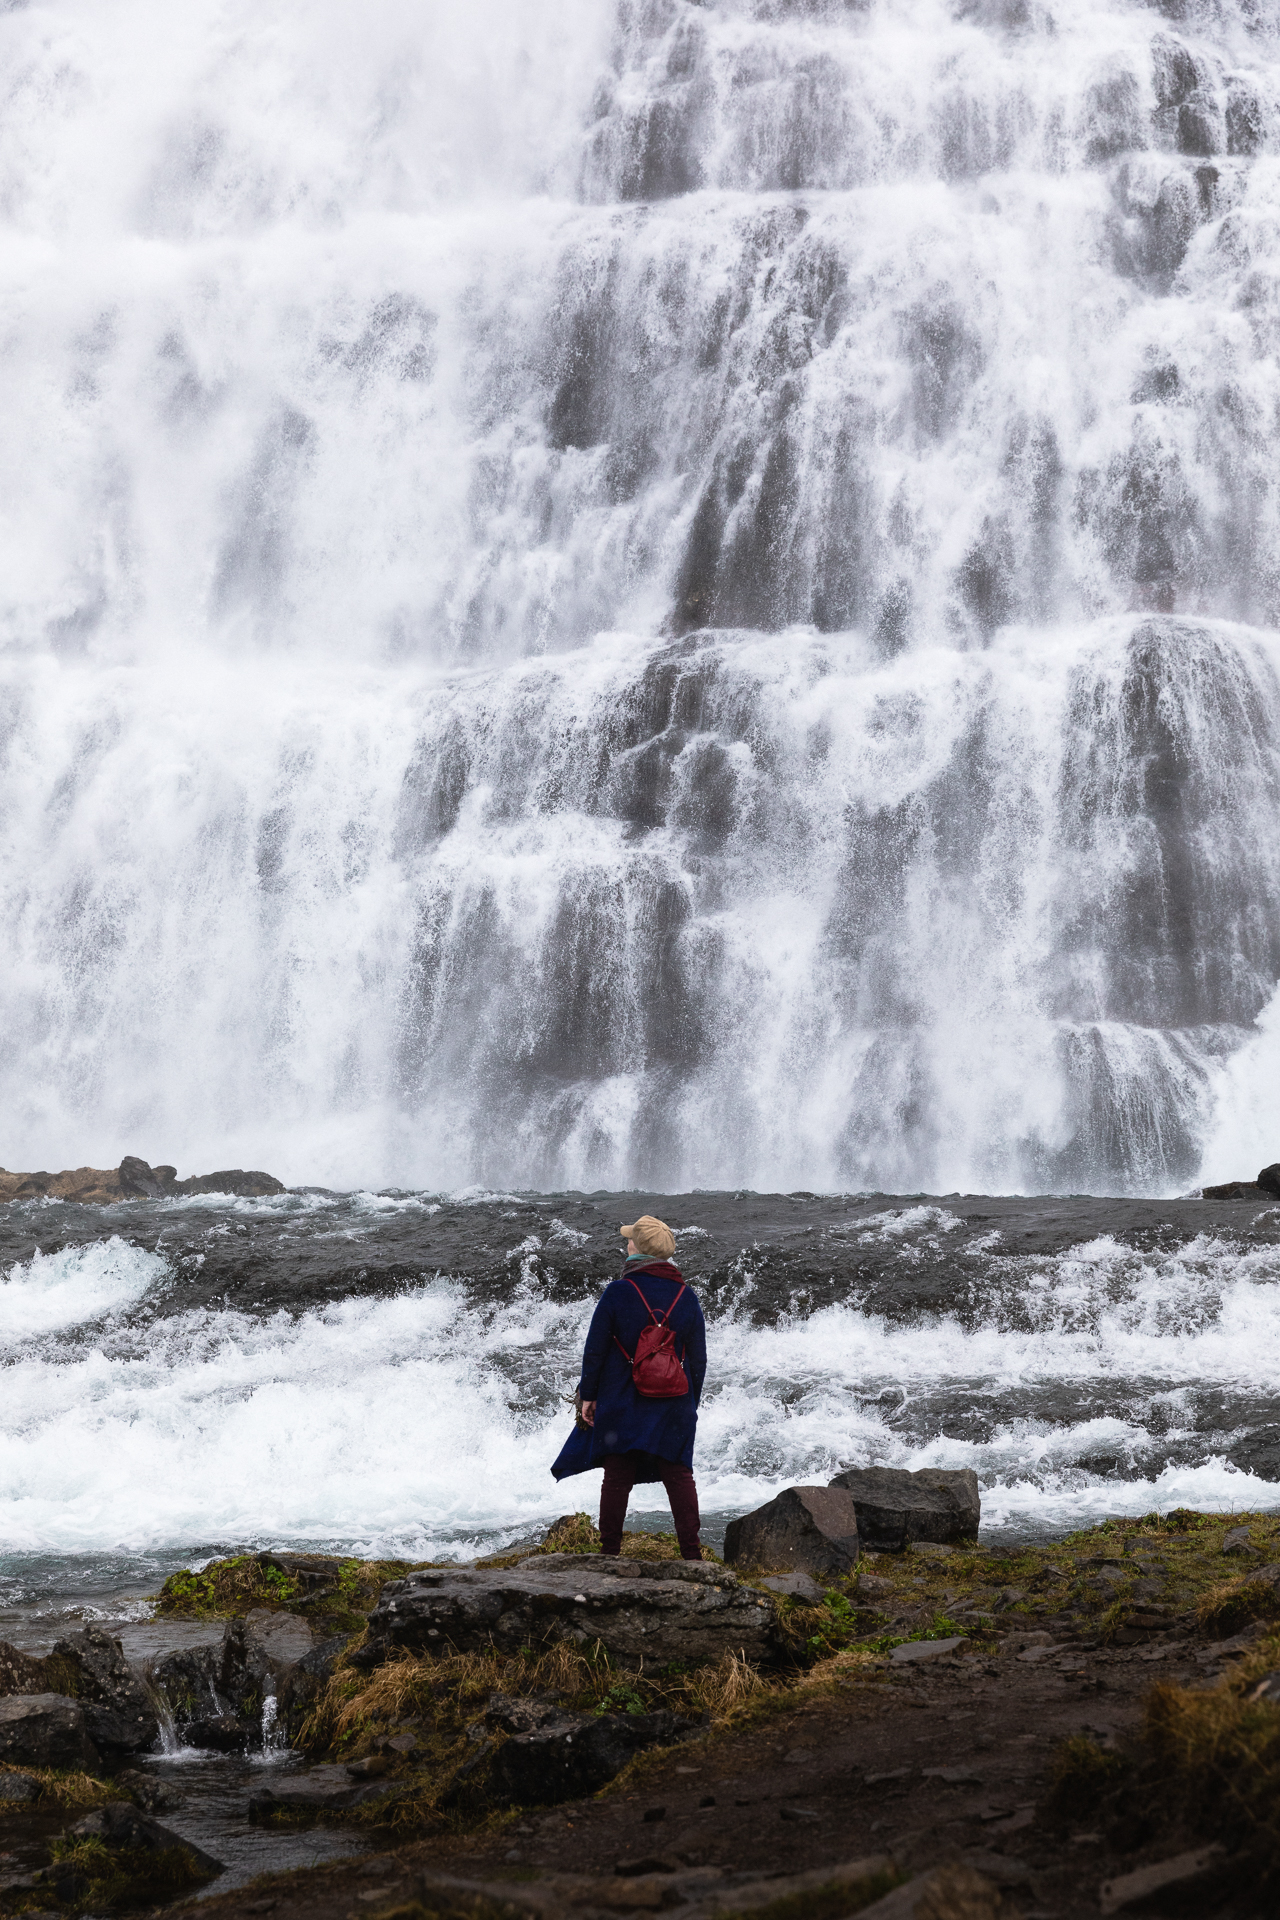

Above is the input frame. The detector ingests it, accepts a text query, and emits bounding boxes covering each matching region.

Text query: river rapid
[3,1184,1279,1637]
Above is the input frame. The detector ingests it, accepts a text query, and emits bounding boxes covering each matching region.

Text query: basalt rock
[55,1625,159,1756]
[0,1625,157,1756]
[1258,1163,1280,1199]
[0,1694,100,1770]
[479,1704,703,1807]
[66,1800,222,1879]
[722,1485,860,1577]
[277,1633,351,1742]
[826,1466,981,1551]
[358,1553,777,1670]
[185,1712,259,1753]
[151,1643,225,1735]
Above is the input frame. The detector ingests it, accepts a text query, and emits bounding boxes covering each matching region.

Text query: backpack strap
[614,1279,688,1366]
[623,1276,687,1327]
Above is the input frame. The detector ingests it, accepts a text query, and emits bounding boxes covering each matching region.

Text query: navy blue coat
[551,1261,707,1481]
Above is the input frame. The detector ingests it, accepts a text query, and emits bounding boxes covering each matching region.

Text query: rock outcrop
[826,1466,981,1551]
[0,1625,158,1759]
[359,1553,777,1669]
[152,1607,326,1751]
[0,1155,285,1203]
[0,1694,100,1769]
[1202,1164,1280,1201]
[479,1697,703,1806]
[722,1485,861,1576]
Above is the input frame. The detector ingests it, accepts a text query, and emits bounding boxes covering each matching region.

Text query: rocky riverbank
[0,1157,285,1203]
[3,1508,1280,1917]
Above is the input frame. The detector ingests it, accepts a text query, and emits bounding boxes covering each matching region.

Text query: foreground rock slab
[360,1553,777,1668]
[827,1466,981,1550]
[723,1485,860,1576]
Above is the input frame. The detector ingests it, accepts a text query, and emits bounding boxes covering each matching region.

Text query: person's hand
[581,1399,596,1426]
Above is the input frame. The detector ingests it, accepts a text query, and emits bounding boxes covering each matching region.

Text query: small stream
[0,1575,367,1896]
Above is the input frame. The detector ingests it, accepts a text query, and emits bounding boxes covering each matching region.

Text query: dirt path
[193,1628,1244,1920]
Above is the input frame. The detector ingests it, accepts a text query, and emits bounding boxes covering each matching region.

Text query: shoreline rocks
[723,1486,861,1577]
[828,1467,981,1552]
[1201,1161,1280,1201]
[359,1553,778,1670]
[0,1155,285,1203]
[0,1625,159,1766]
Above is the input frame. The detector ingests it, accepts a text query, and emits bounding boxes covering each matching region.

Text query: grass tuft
[1197,1576,1280,1639]
[1045,1735,1129,1818]
[0,1761,117,1810]
[1144,1665,1280,1867]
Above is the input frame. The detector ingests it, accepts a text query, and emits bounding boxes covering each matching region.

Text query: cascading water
[3,0,1280,1193]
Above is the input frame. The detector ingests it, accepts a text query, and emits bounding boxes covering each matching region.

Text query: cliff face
[0,1157,285,1203]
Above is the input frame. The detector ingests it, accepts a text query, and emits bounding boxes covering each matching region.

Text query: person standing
[551,1214,706,1560]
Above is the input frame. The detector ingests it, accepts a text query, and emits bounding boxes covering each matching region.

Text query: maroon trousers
[600,1453,701,1561]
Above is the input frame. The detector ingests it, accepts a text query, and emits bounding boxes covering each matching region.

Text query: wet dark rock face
[0,1626,158,1765]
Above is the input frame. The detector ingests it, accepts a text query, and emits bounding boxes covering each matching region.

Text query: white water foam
[2,1223,1277,1555]
[0,1238,166,1340]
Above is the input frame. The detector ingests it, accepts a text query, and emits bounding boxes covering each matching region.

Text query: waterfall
[3,0,1280,1193]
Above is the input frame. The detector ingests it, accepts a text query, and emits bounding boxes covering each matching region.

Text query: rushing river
[3,1186,1278,1629]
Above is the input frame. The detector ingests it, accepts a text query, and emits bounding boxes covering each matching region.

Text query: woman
[551,1214,706,1560]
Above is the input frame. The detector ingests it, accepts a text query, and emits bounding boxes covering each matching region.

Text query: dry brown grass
[1144,1648,1280,1867]
[0,1761,117,1810]
[1197,1575,1280,1639]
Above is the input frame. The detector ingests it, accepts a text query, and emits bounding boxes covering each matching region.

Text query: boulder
[151,1644,224,1735]
[1,1625,156,1755]
[0,1771,39,1803]
[0,1642,48,1695]
[186,1712,258,1753]
[0,1694,99,1770]
[722,1487,860,1577]
[359,1554,777,1670]
[827,1466,980,1550]
[172,1168,285,1197]
[1202,1181,1267,1200]
[54,1625,159,1755]
[68,1800,222,1877]
[1259,1163,1280,1199]
[229,1608,315,1684]
[482,1706,701,1807]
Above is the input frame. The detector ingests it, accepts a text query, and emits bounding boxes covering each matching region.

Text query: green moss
[45,1833,218,1911]
[153,1553,423,1620]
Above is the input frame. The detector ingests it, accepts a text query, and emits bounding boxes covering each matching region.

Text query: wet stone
[0,1694,99,1771]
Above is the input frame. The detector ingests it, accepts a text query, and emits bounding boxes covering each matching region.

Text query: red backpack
[614,1277,689,1399]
